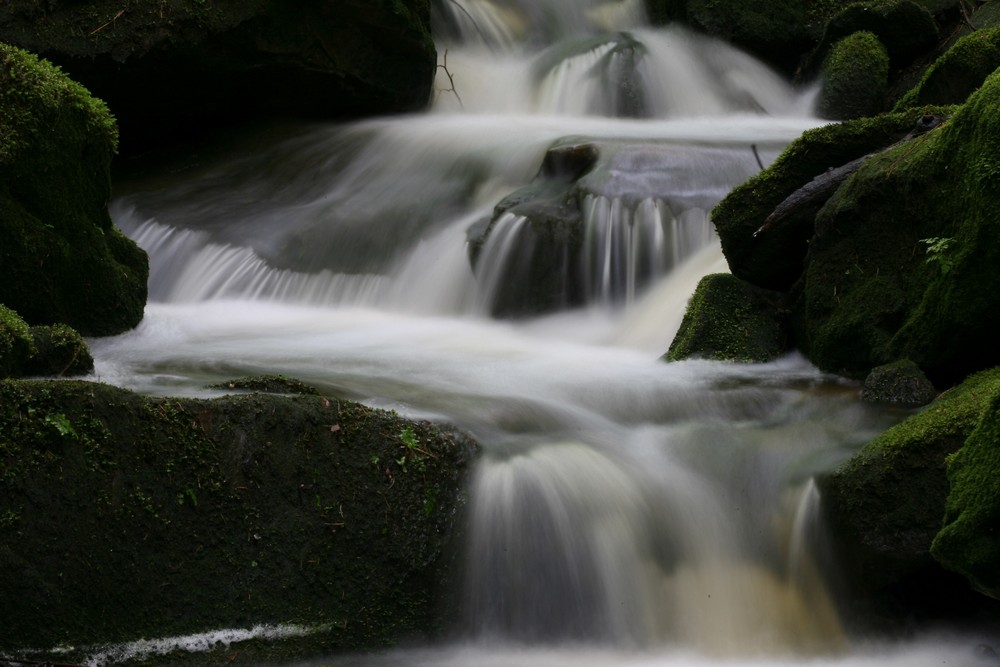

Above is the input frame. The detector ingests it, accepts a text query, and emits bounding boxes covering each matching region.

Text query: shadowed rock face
[0,0,437,155]
[0,378,478,662]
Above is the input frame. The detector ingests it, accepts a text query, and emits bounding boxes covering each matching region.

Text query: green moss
[665,273,789,363]
[819,367,1000,589]
[816,0,939,68]
[0,304,35,377]
[818,31,890,119]
[894,25,1000,109]
[0,42,147,335]
[0,378,477,661]
[932,387,1000,596]
[24,323,94,377]
[712,107,952,291]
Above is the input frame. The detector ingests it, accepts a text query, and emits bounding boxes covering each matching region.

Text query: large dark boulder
[819,367,1000,626]
[932,388,1000,599]
[0,378,477,664]
[792,70,1000,385]
[0,0,437,155]
[0,42,147,336]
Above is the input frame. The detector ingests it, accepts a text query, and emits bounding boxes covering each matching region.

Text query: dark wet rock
[819,367,1000,627]
[0,378,478,662]
[0,0,437,155]
[860,359,938,406]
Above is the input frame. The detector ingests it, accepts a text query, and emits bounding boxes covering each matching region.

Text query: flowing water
[88,0,997,665]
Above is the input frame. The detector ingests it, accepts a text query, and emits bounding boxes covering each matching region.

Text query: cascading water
[89,1,996,665]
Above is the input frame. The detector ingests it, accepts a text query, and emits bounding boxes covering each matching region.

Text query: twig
[751,144,765,171]
[436,49,464,109]
[89,7,127,36]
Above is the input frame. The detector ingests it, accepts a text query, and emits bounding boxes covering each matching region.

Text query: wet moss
[0,379,477,662]
[893,25,1000,109]
[0,42,147,335]
[664,273,789,363]
[25,323,94,377]
[819,367,1000,613]
[818,31,890,119]
[0,304,35,377]
[932,387,1000,598]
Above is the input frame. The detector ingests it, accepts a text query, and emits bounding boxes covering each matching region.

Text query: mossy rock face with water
[0,43,148,336]
[793,70,1000,385]
[818,31,891,119]
[819,367,1000,622]
[932,387,1000,599]
[0,0,436,155]
[665,273,790,363]
[894,24,1000,109]
[0,378,477,663]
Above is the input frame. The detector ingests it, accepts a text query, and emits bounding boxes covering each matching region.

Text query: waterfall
[87,1,988,665]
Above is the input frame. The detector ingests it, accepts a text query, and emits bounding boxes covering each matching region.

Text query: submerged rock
[0,43,148,336]
[0,379,477,663]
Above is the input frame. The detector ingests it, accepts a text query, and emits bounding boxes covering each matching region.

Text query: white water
[89,0,997,665]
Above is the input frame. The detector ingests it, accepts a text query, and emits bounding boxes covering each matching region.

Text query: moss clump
[0,304,36,377]
[0,42,147,336]
[814,0,939,69]
[931,387,1000,597]
[894,25,1000,109]
[665,273,789,363]
[819,367,1000,601]
[25,324,94,377]
[818,31,890,119]
[0,378,477,662]
[208,375,321,396]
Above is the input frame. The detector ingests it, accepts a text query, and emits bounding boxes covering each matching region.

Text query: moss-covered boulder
[819,367,1000,622]
[24,324,94,377]
[0,0,436,156]
[818,31,891,119]
[810,0,940,72]
[0,43,148,336]
[0,378,477,664]
[712,109,947,292]
[792,70,1000,384]
[860,358,938,406]
[932,389,1000,598]
[664,273,789,363]
[894,25,1000,109]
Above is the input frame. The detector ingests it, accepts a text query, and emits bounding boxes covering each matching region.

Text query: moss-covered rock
[932,389,1000,598]
[811,0,940,72]
[0,0,436,156]
[24,324,94,377]
[973,0,1000,29]
[712,108,949,292]
[793,69,1000,384]
[894,25,1000,109]
[0,304,36,378]
[664,273,789,363]
[818,31,891,119]
[0,378,477,663]
[819,367,1000,622]
[0,43,148,336]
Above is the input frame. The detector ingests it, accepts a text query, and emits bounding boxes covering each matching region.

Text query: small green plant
[921,236,957,275]
[44,412,77,439]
